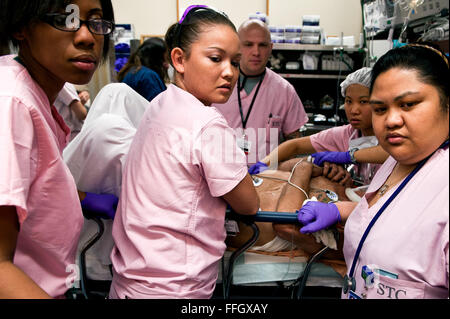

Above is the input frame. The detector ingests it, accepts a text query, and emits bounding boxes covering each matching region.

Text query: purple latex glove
[311,151,351,166]
[297,201,341,233]
[81,192,118,220]
[248,161,269,175]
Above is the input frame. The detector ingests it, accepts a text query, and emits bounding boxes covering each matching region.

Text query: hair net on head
[340,67,372,97]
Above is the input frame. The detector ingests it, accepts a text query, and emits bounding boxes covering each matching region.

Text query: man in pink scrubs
[213,19,308,166]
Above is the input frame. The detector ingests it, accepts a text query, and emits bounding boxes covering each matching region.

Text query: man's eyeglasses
[41,13,115,35]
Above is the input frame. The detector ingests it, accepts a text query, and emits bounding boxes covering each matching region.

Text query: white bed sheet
[219,250,343,288]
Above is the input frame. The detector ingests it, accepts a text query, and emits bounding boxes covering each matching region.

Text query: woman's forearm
[334,201,358,222]
[69,100,88,122]
[262,136,315,168]
[354,145,389,164]
[0,261,51,299]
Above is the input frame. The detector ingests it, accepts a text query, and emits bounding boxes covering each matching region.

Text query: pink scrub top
[214,68,308,166]
[343,148,449,299]
[110,84,248,299]
[0,55,84,297]
[310,124,380,184]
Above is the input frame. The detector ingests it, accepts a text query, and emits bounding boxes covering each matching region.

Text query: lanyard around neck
[345,139,449,292]
[237,70,266,130]
[14,56,25,67]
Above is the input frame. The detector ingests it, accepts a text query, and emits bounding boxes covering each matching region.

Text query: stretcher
[217,210,344,299]
[74,208,344,299]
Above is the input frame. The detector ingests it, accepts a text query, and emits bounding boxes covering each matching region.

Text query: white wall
[111,0,178,37]
[269,0,363,41]
[178,0,267,31]
[88,0,363,99]
[111,0,363,42]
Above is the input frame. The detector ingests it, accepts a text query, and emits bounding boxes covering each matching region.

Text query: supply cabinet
[268,43,367,135]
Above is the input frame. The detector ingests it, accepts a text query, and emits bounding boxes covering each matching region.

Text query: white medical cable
[280,225,296,283]
[282,159,306,282]
[259,156,309,283]
[287,159,309,200]
[253,158,310,283]
[254,158,338,283]
[254,173,338,203]
[254,157,314,200]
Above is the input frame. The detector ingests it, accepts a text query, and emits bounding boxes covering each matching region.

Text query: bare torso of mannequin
[226,159,349,260]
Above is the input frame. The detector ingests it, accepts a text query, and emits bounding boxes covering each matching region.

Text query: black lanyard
[13,56,25,67]
[343,139,449,294]
[237,70,266,130]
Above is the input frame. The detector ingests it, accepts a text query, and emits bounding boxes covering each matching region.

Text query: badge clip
[342,275,356,294]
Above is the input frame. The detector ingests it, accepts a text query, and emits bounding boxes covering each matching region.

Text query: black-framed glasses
[41,13,115,35]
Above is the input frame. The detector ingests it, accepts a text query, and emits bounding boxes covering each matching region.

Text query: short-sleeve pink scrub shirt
[0,55,84,297]
[110,84,248,299]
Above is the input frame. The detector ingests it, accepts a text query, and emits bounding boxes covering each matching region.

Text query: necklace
[378,164,416,197]
[378,184,389,196]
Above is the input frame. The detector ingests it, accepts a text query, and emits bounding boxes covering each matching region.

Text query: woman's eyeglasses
[41,13,115,35]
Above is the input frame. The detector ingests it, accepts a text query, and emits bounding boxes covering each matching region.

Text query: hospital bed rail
[223,209,340,299]
[69,209,112,299]
[74,208,340,299]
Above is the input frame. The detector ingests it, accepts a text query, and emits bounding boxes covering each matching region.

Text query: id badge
[348,290,362,299]
[237,137,251,155]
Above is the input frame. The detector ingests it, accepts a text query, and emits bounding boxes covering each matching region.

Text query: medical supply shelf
[278,73,347,79]
[269,44,367,129]
[272,43,364,52]
[270,44,367,76]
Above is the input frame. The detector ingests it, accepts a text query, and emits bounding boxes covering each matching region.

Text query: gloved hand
[81,192,119,220]
[248,161,268,175]
[297,201,341,234]
[311,151,351,166]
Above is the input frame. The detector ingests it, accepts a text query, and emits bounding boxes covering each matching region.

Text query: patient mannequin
[227,158,351,261]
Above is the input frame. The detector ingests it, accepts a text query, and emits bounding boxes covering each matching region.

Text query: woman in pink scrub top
[297,44,449,299]
[109,6,259,299]
[0,0,115,298]
[255,67,388,185]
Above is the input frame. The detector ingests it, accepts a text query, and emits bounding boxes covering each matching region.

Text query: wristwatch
[348,148,359,164]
